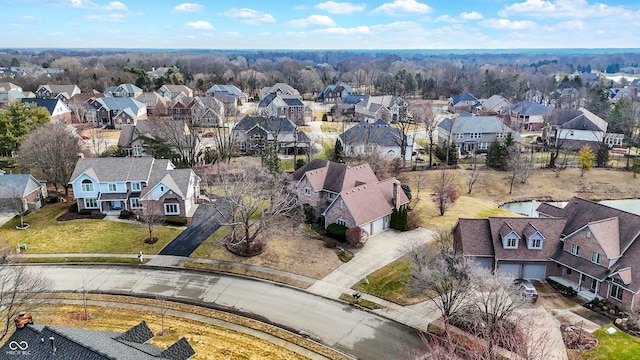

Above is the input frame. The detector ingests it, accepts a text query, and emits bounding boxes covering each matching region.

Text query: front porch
[549,276,600,302]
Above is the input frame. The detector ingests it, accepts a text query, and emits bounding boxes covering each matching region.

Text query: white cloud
[84,13,127,22]
[223,8,275,25]
[105,1,127,11]
[460,11,483,20]
[315,1,365,14]
[480,18,537,30]
[186,20,213,30]
[371,0,432,16]
[498,0,633,18]
[174,3,203,12]
[555,20,586,30]
[314,25,370,35]
[21,15,37,21]
[287,15,336,28]
[436,11,483,23]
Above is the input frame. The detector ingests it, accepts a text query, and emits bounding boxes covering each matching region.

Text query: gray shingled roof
[339,120,403,147]
[233,116,309,144]
[69,157,155,184]
[0,174,41,199]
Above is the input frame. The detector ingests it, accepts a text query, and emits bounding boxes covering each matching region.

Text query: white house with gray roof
[69,157,199,217]
[438,115,521,154]
[339,119,413,161]
[88,97,147,129]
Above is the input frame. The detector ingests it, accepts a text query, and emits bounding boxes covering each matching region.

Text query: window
[566,267,572,275]
[130,198,141,208]
[470,133,481,139]
[479,142,488,150]
[326,193,336,200]
[84,198,98,209]
[164,203,179,215]
[81,179,94,192]
[530,238,542,249]
[336,219,347,226]
[108,183,117,192]
[131,182,141,191]
[611,284,624,301]
[304,188,311,196]
[586,230,591,238]
[570,243,581,256]
[160,186,165,192]
[506,237,517,248]
[591,252,602,264]
[455,133,463,139]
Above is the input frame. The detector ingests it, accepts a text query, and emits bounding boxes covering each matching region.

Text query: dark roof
[454,218,494,256]
[0,321,194,360]
[20,98,60,115]
[233,115,297,133]
[509,100,553,116]
[551,250,609,281]
[291,158,328,180]
[538,197,640,252]
[341,94,369,104]
[338,120,403,147]
[488,217,566,261]
[283,97,304,106]
[451,93,479,106]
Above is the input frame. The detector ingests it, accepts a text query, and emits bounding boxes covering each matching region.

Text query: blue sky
[2,0,640,49]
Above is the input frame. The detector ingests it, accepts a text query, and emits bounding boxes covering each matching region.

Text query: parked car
[81,135,91,140]
[14,311,33,328]
[515,279,538,303]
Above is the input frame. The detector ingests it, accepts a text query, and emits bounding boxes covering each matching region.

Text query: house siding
[563,229,610,268]
[324,198,357,229]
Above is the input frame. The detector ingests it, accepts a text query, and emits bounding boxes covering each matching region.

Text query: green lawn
[353,258,426,305]
[580,326,640,360]
[0,203,181,254]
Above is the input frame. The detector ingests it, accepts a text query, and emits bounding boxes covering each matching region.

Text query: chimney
[392,180,399,208]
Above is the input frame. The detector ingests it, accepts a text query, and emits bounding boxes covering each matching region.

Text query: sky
[2,0,640,50]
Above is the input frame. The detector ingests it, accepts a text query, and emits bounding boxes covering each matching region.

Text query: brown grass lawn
[191,218,343,279]
[0,202,181,254]
[22,303,309,360]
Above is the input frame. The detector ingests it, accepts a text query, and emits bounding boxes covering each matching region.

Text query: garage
[469,256,492,270]
[522,264,547,280]
[498,263,521,278]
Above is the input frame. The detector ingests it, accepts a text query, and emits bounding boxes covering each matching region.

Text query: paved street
[38,265,426,359]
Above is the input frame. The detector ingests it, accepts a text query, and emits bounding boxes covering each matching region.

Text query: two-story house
[547,108,624,150]
[157,84,193,99]
[232,115,311,155]
[88,97,147,129]
[289,159,409,236]
[317,84,353,104]
[507,100,553,130]
[437,114,521,154]
[35,84,81,103]
[69,157,200,217]
[206,84,249,114]
[104,83,143,98]
[0,82,31,107]
[353,95,408,123]
[339,119,413,161]
[20,98,71,123]
[455,197,640,310]
[258,93,306,126]
[172,96,225,127]
[448,93,481,114]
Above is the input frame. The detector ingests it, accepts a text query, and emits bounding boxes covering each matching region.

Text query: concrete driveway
[0,212,16,227]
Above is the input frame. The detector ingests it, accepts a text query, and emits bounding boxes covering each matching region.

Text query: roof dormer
[523,222,545,250]
[499,222,520,249]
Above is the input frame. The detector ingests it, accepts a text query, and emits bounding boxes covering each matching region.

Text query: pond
[500,199,640,217]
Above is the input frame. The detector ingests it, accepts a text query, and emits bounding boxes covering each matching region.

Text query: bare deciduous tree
[431,170,458,216]
[506,145,534,194]
[139,200,166,243]
[18,122,82,195]
[3,184,28,229]
[86,127,108,157]
[466,155,480,194]
[0,247,51,341]
[213,164,298,257]
[411,101,436,168]
[153,119,202,167]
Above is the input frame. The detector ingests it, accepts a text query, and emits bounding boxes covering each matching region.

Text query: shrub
[346,227,368,248]
[303,204,317,224]
[164,216,187,226]
[47,196,59,203]
[326,223,347,242]
[119,210,131,219]
[324,238,337,248]
[390,207,409,231]
[69,202,79,213]
[90,210,103,219]
[78,209,92,216]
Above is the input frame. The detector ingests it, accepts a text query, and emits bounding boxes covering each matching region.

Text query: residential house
[259,83,300,100]
[330,94,369,118]
[104,83,144,98]
[69,157,200,217]
[437,114,521,154]
[537,197,640,310]
[316,84,353,103]
[67,92,103,123]
[232,115,311,155]
[339,119,413,161]
[136,92,172,117]
[448,93,481,114]
[35,84,81,103]
[172,96,225,127]
[1,319,195,360]
[258,93,306,125]
[20,98,71,123]
[0,173,47,212]
[479,95,512,116]
[610,87,637,104]
[549,87,582,109]
[289,159,409,236]
[205,84,249,112]
[547,108,623,150]
[453,217,567,279]
[0,82,32,107]
[157,84,193,99]
[507,100,553,130]
[455,197,640,310]
[353,95,408,123]
[88,97,147,129]
[118,119,196,158]
[147,66,173,79]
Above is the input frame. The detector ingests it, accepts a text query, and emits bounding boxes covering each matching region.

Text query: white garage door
[499,263,521,278]
[522,264,547,280]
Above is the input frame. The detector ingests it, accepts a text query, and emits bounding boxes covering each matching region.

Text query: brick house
[0,173,47,212]
[289,159,409,236]
[454,197,640,310]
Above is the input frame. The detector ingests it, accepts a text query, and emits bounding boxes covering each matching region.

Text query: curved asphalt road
[38,265,426,359]
[159,198,231,256]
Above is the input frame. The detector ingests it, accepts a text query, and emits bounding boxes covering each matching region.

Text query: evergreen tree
[0,101,50,155]
[261,145,281,173]
[322,113,328,122]
[595,144,609,168]
[330,139,345,163]
[486,139,504,169]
